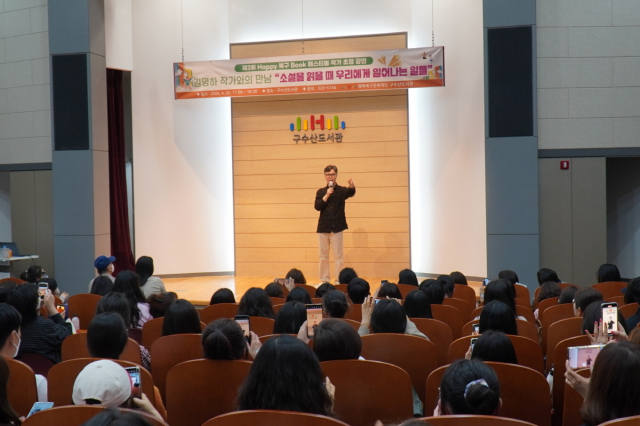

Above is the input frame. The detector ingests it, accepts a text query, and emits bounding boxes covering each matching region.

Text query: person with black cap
[88,255,116,293]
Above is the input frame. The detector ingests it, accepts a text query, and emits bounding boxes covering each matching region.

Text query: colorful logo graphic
[289,115,346,131]
[174,63,194,89]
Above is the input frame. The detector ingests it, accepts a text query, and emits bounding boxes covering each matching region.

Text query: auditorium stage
[163,275,482,306]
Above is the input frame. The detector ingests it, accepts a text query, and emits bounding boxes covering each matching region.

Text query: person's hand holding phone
[360,296,375,330]
[246,331,262,359]
[284,278,295,292]
[564,360,590,398]
[297,321,310,344]
[43,289,59,317]
[586,319,609,345]
[132,393,164,423]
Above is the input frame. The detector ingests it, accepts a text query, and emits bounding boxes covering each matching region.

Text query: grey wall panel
[10,172,37,254]
[34,171,55,277]
[48,0,90,54]
[483,0,536,28]
[572,157,607,286]
[538,158,574,283]
[52,150,94,236]
[487,234,540,291]
[54,235,96,296]
[0,172,11,242]
[486,136,539,235]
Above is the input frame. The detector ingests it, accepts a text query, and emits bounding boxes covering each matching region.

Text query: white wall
[104,0,132,71]
[0,0,51,164]
[537,0,640,149]
[127,0,486,276]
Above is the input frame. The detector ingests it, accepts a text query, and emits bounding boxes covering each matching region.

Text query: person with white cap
[88,255,116,293]
[72,360,163,422]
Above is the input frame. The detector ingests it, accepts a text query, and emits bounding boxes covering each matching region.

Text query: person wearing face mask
[88,255,117,293]
[0,304,47,402]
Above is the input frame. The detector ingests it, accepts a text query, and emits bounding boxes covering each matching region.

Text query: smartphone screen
[567,344,605,369]
[234,315,251,343]
[470,337,478,350]
[602,302,618,334]
[27,402,54,417]
[472,324,480,335]
[306,304,323,339]
[124,366,141,388]
[56,304,66,319]
[38,283,48,298]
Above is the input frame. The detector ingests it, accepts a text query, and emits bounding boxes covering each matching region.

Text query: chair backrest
[360,333,438,404]
[461,319,480,337]
[269,296,285,305]
[446,335,543,373]
[471,306,483,320]
[150,334,204,400]
[15,352,53,377]
[432,304,464,339]
[61,333,141,365]
[7,359,38,417]
[453,284,477,306]
[447,335,475,363]
[334,284,349,294]
[142,317,164,348]
[443,297,474,322]
[410,317,453,366]
[258,333,296,345]
[66,293,102,330]
[515,284,531,303]
[515,305,536,323]
[537,297,559,323]
[199,303,239,325]
[311,297,323,303]
[128,328,143,345]
[591,281,628,301]
[515,298,531,308]
[343,304,362,322]
[320,359,413,426]
[534,284,573,309]
[295,284,318,296]
[397,283,419,299]
[552,335,590,426]
[0,277,26,285]
[562,368,590,426]
[425,365,448,412]
[339,318,361,331]
[605,295,625,305]
[201,410,350,426]
[545,317,584,371]
[22,405,106,426]
[248,316,275,336]
[542,304,576,353]
[422,415,537,426]
[620,302,639,319]
[600,416,640,426]
[516,319,539,343]
[272,304,284,313]
[486,361,552,426]
[166,359,252,426]
[47,358,156,408]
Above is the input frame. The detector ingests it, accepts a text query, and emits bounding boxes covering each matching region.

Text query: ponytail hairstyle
[439,359,501,415]
[201,318,246,360]
[322,290,348,319]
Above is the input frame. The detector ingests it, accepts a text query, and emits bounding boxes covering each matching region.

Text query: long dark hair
[238,334,332,416]
[440,359,500,415]
[112,271,145,327]
[90,276,114,296]
[135,256,154,287]
[313,319,362,362]
[87,312,128,359]
[96,293,132,326]
[238,288,275,319]
[471,330,518,364]
[370,299,407,334]
[201,318,246,360]
[273,301,306,334]
[0,357,21,425]
[398,269,419,287]
[484,279,516,313]
[404,290,432,319]
[596,264,621,283]
[479,300,518,335]
[162,300,202,336]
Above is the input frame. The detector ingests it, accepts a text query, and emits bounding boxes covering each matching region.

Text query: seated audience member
[285,268,307,285]
[6,284,71,364]
[347,278,370,304]
[209,288,236,305]
[146,292,177,318]
[624,281,635,305]
[419,279,445,305]
[537,268,560,286]
[112,271,152,329]
[596,263,622,283]
[537,281,562,304]
[573,288,603,317]
[469,330,518,364]
[95,293,151,370]
[625,277,640,330]
[498,269,519,286]
[162,300,201,336]
[339,267,358,285]
[558,285,579,305]
[89,275,114,296]
[450,271,468,286]
[286,286,312,304]
[398,269,419,287]
[312,319,362,362]
[566,342,640,426]
[202,318,261,360]
[237,335,334,416]
[87,312,129,359]
[0,282,17,303]
[359,298,428,339]
[438,275,455,298]
[479,301,518,336]
[378,282,403,300]
[436,359,501,416]
[237,288,276,319]
[78,409,157,426]
[19,271,27,281]
[404,290,433,319]
[88,255,116,292]
[72,360,163,423]
[274,301,307,334]
[39,277,69,303]
[484,280,518,316]
[0,303,47,402]
[24,265,44,285]
[264,282,285,299]
[315,282,335,298]
[322,290,349,319]
[0,356,21,426]
[135,256,167,298]
[581,301,628,335]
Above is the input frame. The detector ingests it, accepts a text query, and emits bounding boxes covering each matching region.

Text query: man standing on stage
[314,165,356,284]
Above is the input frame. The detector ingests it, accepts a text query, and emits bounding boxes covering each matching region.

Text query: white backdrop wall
[125,0,486,276]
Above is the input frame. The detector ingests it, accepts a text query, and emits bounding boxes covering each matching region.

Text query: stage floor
[163,275,481,306]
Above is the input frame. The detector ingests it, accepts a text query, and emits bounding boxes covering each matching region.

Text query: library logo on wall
[289,115,346,144]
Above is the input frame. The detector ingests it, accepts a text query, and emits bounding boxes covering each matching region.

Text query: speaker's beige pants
[318,231,344,284]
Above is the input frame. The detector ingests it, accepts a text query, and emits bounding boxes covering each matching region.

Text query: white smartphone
[306,304,323,339]
[601,302,618,335]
